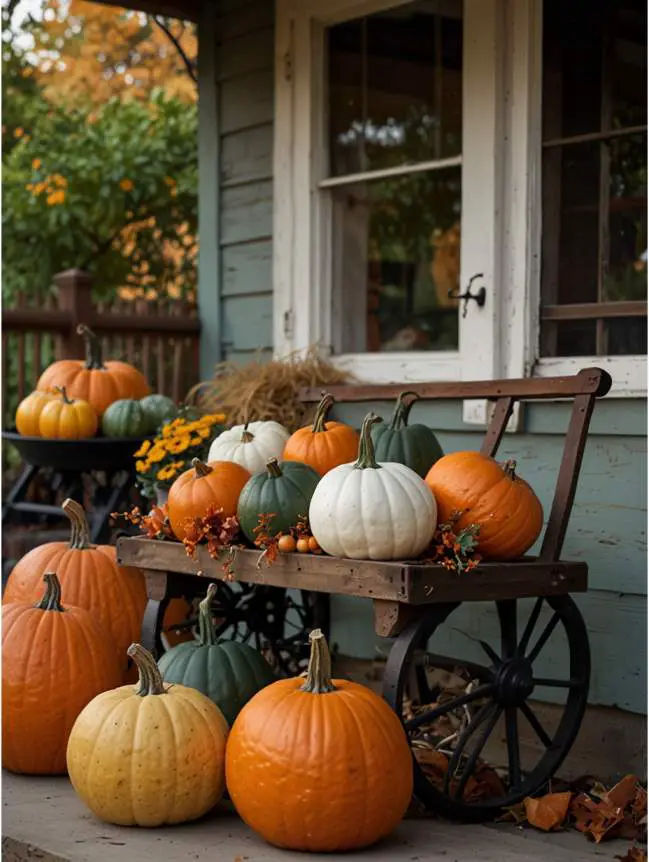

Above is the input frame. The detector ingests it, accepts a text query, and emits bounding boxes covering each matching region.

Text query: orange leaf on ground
[615,846,647,862]
[607,776,641,811]
[524,792,572,832]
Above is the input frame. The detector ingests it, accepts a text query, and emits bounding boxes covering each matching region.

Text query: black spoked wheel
[161,583,330,678]
[383,596,590,821]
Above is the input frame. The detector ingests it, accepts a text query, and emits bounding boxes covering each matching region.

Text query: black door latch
[448,273,487,318]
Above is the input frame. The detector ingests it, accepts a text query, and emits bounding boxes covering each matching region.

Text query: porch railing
[2,269,201,428]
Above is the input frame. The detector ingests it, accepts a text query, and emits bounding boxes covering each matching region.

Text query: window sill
[330,351,461,384]
[535,356,646,398]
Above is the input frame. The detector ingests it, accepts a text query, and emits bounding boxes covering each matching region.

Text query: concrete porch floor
[2,773,637,862]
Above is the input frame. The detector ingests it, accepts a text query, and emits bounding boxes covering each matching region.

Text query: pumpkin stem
[127,643,167,696]
[266,457,283,478]
[390,391,419,430]
[54,385,74,405]
[354,413,382,470]
[192,457,212,477]
[240,421,255,443]
[311,393,335,433]
[77,324,104,370]
[503,459,518,480]
[62,498,92,549]
[198,583,218,646]
[300,628,337,694]
[36,572,65,612]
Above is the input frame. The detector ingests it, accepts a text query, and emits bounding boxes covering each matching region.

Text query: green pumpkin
[371,391,443,478]
[157,584,276,726]
[237,457,320,543]
[139,394,178,434]
[101,398,150,438]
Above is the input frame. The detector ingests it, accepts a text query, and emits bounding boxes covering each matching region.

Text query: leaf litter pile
[403,665,646,859]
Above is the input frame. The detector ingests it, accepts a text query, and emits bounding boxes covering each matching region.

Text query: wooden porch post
[54,269,94,359]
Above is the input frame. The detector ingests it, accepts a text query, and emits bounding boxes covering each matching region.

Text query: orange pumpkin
[425,451,544,559]
[162,597,195,648]
[167,458,250,541]
[226,629,413,852]
[38,386,98,439]
[3,499,147,669]
[283,392,359,476]
[37,324,150,416]
[15,390,55,436]
[2,572,122,774]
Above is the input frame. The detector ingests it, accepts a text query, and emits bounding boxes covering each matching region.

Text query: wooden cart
[117,367,611,822]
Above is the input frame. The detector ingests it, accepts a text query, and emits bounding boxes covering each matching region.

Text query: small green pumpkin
[139,394,178,435]
[157,584,276,726]
[237,457,320,543]
[371,391,443,478]
[101,399,149,438]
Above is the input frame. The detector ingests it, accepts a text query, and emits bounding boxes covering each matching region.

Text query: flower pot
[155,487,169,507]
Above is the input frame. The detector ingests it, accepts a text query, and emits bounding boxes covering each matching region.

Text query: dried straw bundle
[186,348,354,432]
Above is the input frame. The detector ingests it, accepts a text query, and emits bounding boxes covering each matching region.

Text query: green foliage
[3,91,198,303]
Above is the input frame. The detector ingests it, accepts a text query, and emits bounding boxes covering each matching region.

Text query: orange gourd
[3,499,147,669]
[2,572,122,774]
[283,392,359,476]
[167,458,250,541]
[37,324,150,416]
[226,629,413,852]
[425,451,544,559]
[15,390,55,436]
[38,386,98,439]
[162,597,195,648]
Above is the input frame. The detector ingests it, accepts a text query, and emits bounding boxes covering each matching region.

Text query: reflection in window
[326,0,463,353]
[541,0,647,358]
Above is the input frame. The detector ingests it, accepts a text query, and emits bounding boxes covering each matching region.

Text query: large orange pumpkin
[283,392,359,476]
[3,499,147,668]
[37,324,150,416]
[226,629,413,852]
[167,458,250,541]
[2,572,122,774]
[425,451,544,559]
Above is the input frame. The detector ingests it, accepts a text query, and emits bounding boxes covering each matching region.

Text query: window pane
[542,0,646,142]
[331,168,461,353]
[328,0,463,177]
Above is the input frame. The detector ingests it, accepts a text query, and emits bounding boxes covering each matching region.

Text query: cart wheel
[159,583,330,678]
[383,596,590,821]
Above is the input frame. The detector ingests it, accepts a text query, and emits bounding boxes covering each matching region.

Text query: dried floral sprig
[253,512,280,568]
[111,504,174,541]
[181,505,240,564]
[422,513,482,574]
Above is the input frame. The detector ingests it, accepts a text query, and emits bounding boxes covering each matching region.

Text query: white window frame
[272,0,646,402]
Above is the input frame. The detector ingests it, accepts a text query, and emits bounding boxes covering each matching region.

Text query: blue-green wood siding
[199,2,647,714]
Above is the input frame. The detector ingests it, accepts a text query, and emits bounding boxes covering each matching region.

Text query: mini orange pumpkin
[37,324,150,416]
[38,386,98,439]
[283,392,359,476]
[15,390,55,436]
[226,629,413,851]
[3,499,147,668]
[2,572,122,774]
[167,458,250,541]
[425,451,544,559]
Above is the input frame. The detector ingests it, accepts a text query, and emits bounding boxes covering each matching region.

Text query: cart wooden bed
[117,366,611,822]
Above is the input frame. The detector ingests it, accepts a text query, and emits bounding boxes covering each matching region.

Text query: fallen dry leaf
[524,792,572,832]
[615,846,647,862]
[607,776,641,811]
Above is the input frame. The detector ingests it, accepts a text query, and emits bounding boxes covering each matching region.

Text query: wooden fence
[2,269,201,428]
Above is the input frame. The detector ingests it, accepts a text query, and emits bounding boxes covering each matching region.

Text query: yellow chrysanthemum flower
[135,460,148,473]
[190,436,203,446]
[147,446,167,463]
[197,427,211,439]
[166,438,190,455]
[134,440,152,457]
[157,465,177,482]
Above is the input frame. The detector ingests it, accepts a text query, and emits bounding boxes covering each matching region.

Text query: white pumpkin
[309,413,437,561]
[208,420,290,474]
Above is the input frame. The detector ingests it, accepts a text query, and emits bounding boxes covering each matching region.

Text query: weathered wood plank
[222,294,272,351]
[221,180,273,245]
[221,70,274,134]
[221,125,273,187]
[222,240,272,296]
[219,27,274,81]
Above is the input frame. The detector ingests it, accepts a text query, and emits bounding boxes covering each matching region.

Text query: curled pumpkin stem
[390,391,420,430]
[54,385,74,405]
[192,457,212,477]
[502,459,518,480]
[311,393,335,433]
[241,421,254,443]
[300,628,337,694]
[62,497,92,549]
[36,572,65,612]
[76,324,104,370]
[198,583,219,646]
[354,413,382,470]
[127,643,167,696]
